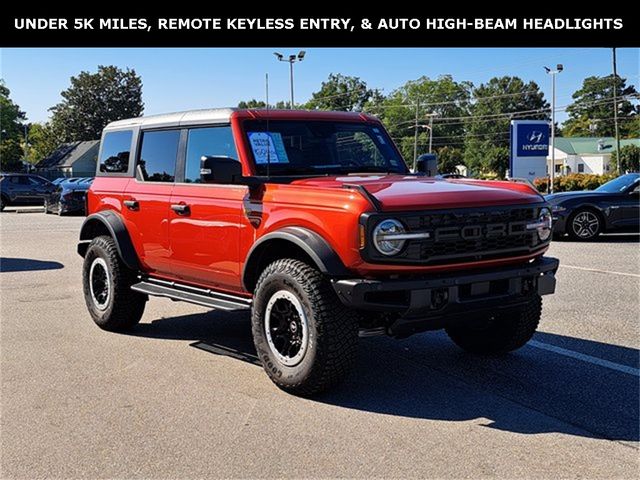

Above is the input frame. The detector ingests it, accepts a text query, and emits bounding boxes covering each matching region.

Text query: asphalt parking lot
[1,207,638,479]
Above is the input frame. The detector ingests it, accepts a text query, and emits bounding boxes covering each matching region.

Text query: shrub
[533,173,617,193]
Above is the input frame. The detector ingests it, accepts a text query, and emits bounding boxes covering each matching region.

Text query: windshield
[595,173,639,193]
[244,120,407,176]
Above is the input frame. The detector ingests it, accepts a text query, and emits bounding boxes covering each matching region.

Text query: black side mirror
[200,156,242,184]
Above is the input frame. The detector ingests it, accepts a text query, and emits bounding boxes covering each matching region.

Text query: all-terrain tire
[445,295,542,355]
[251,259,359,396]
[82,235,146,331]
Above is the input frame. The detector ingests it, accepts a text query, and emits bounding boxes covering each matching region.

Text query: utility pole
[24,124,29,169]
[273,51,306,109]
[612,47,621,174]
[428,114,435,154]
[413,100,420,171]
[545,64,563,193]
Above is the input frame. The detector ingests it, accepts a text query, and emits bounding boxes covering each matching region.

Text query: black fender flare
[77,211,139,270]
[242,226,349,292]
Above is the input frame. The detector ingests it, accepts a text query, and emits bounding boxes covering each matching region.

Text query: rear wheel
[251,259,359,396]
[82,235,146,331]
[445,295,542,355]
[567,208,601,240]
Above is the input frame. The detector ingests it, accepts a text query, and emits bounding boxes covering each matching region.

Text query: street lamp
[545,64,563,193]
[408,113,438,171]
[273,50,306,109]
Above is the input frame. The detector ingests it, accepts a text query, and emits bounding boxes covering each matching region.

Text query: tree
[50,66,143,142]
[563,75,639,137]
[0,81,26,171]
[376,75,472,164]
[611,144,640,173]
[464,76,549,178]
[25,122,60,164]
[435,146,463,174]
[305,74,376,112]
[237,99,290,109]
[238,99,266,108]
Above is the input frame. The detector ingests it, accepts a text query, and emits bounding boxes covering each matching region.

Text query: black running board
[131,277,252,311]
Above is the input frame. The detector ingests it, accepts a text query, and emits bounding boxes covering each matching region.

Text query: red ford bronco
[78,109,558,395]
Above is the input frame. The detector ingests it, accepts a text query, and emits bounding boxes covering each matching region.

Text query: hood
[291,175,543,211]
[545,191,606,203]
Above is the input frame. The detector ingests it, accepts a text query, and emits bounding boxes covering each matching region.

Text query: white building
[548,137,639,176]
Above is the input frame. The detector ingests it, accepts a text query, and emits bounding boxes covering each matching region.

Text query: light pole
[612,48,621,174]
[545,64,563,193]
[408,112,438,172]
[274,51,306,109]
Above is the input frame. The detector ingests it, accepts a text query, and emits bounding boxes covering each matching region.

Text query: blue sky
[1,48,638,125]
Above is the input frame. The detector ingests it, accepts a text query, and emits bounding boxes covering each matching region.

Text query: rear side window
[137,130,180,182]
[184,126,237,183]
[99,130,133,174]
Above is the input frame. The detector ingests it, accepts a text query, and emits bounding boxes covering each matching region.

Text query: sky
[1,47,638,125]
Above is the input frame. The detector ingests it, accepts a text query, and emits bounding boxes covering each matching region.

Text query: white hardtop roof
[105,108,237,130]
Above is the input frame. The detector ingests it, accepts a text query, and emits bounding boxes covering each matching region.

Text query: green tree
[305,73,376,112]
[50,66,143,142]
[464,76,549,178]
[376,75,472,164]
[435,146,463,174]
[563,75,639,137]
[0,81,26,171]
[25,122,60,164]
[237,99,290,109]
[238,99,266,108]
[611,144,640,173]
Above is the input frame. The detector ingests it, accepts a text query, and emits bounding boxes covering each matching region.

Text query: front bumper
[332,257,559,337]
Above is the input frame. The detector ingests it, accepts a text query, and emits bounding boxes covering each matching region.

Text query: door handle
[171,203,190,215]
[123,199,139,211]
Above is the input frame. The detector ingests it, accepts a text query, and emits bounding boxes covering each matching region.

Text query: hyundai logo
[527,130,544,143]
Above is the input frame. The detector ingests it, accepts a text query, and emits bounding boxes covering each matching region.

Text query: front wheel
[445,295,542,355]
[567,209,601,240]
[251,259,359,396]
[82,235,146,331]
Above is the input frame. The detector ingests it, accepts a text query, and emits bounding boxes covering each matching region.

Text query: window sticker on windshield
[377,135,386,145]
[248,132,289,164]
[372,127,380,133]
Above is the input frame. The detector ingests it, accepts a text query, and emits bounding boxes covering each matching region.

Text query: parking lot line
[560,264,640,278]
[529,340,640,376]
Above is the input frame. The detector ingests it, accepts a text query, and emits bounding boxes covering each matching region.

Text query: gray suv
[0,173,54,211]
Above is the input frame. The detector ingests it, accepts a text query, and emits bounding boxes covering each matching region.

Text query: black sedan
[44,178,93,215]
[545,173,639,240]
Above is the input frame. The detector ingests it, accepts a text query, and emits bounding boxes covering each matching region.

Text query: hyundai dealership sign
[510,120,550,181]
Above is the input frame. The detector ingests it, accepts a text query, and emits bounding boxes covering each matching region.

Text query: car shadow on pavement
[126,311,639,443]
[0,257,64,273]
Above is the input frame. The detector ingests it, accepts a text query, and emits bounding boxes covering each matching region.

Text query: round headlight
[373,219,406,256]
[537,207,553,241]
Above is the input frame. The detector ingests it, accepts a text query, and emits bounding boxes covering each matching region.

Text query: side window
[137,130,180,182]
[184,126,238,183]
[99,130,133,174]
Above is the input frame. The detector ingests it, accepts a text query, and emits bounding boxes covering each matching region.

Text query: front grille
[363,205,547,265]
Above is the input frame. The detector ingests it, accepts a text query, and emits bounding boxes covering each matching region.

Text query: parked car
[0,173,54,211]
[45,177,93,215]
[546,173,639,240]
[78,108,558,396]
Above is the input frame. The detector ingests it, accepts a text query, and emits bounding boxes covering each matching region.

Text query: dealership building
[548,137,640,176]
